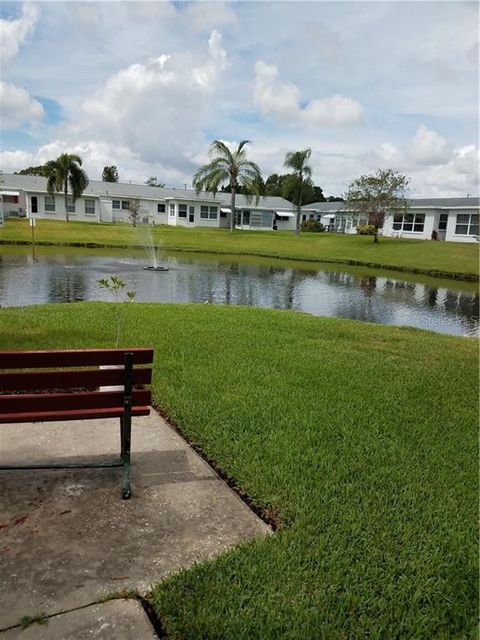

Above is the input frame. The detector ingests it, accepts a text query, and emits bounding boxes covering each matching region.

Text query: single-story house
[301,198,480,243]
[0,173,297,231]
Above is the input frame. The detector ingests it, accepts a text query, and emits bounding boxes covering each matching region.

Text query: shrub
[300,219,324,232]
[356,224,376,235]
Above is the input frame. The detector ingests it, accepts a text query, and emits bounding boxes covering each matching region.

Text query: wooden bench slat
[0,348,154,369]
[0,367,152,392]
[0,406,151,424]
[0,389,151,414]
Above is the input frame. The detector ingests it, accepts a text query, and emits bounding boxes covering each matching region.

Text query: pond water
[0,246,478,337]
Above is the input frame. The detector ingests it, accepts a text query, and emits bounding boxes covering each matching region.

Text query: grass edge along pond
[1,302,477,639]
[1,218,479,281]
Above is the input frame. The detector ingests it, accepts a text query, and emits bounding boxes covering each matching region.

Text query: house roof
[302,197,480,212]
[0,174,294,210]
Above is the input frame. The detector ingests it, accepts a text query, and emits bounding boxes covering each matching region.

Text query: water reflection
[47,270,87,303]
[0,249,478,337]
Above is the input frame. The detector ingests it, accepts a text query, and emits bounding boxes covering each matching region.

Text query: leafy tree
[282,149,314,235]
[327,196,345,202]
[306,186,326,204]
[15,165,50,177]
[264,173,284,197]
[265,173,326,206]
[145,177,165,188]
[344,169,410,243]
[102,165,119,182]
[45,153,89,223]
[220,183,252,195]
[193,140,264,232]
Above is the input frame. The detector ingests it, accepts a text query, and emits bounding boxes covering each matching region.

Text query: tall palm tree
[193,140,264,232]
[45,154,89,222]
[282,148,313,235]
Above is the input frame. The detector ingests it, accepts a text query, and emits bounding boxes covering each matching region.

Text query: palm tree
[102,165,118,182]
[45,154,89,222]
[282,148,313,235]
[193,140,264,232]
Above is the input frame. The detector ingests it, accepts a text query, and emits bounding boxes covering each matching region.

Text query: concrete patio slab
[0,599,158,640]
[0,412,270,631]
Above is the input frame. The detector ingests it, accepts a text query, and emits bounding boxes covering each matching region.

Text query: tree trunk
[64,179,69,223]
[230,185,236,232]
[295,195,301,236]
[373,226,379,243]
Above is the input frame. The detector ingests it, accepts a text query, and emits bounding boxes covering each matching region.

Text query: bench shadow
[0,449,215,488]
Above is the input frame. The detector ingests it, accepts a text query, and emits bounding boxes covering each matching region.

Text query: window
[250,211,273,228]
[455,213,479,236]
[178,204,187,218]
[31,196,38,214]
[45,196,56,212]
[392,212,425,232]
[67,197,76,213]
[121,201,129,210]
[189,206,195,215]
[200,205,217,220]
[157,203,165,213]
[169,203,175,216]
[112,200,120,209]
[85,199,95,215]
[438,213,448,231]
[302,214,306,222]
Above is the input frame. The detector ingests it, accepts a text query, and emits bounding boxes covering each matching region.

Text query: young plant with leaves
[97,276,136,347]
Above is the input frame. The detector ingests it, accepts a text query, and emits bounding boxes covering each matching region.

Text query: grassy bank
[1,302,477,638]
[1,218,478,280]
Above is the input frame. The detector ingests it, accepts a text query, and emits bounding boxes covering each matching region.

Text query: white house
[301,198,480,243]
[0,173,297,232]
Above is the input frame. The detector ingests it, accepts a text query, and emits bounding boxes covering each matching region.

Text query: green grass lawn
[1,302,477,638]
[1,218,478,279]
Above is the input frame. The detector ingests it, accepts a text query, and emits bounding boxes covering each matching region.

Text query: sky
[0,0,478,197]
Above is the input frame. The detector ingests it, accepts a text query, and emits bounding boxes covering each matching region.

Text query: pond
[0,246,478,337]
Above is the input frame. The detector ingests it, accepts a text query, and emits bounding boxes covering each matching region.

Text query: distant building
[302,198,479,243]
[0,174,297,232]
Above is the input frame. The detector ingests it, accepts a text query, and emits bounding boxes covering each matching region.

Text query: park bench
[0,348,153,499]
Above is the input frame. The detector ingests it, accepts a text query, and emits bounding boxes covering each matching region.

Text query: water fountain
[136,223,169,271]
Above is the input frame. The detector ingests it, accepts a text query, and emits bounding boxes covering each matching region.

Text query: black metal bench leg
[121,353,133,500]
[120,416,129,499]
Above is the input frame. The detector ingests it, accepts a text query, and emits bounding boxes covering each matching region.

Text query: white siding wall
[99,198,113,222]
[25,193,99,222]
[276,216,296,231]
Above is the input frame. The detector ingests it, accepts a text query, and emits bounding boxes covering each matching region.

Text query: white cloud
[0,149,35,172]
[253,61,364,127]
[79,30,227,171]
[0,81,45,128]
[409,124,449,165]
[0,3,39,67]
[183,2,237,34]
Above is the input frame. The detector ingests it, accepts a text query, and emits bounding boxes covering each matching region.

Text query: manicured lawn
[1,302,477,638]
[1,218,479,279]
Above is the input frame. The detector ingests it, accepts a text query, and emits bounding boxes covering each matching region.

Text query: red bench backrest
[0,348,153,424]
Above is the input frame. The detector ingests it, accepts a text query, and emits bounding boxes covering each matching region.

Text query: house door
[189,206,194,223]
